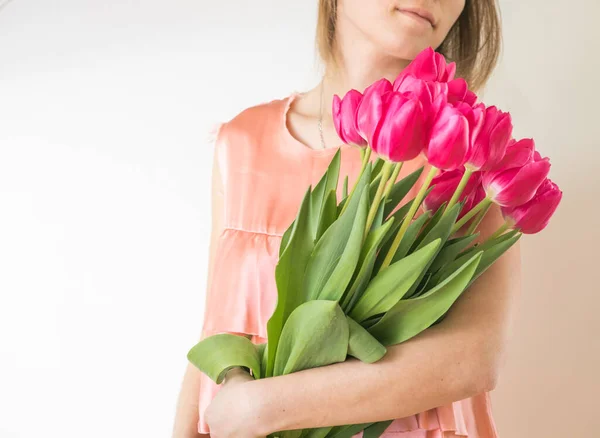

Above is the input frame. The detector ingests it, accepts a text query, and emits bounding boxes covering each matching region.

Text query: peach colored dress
[197,93,499,438]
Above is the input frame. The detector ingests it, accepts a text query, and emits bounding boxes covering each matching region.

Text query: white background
[0,1,598,437]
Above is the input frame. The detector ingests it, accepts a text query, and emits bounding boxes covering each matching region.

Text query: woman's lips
[395,8,435,27]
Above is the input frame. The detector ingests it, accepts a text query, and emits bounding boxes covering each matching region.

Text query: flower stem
[452,197,493,234]
[382,162,404,200]
[365,160,394,236]
[340,147,372,216]
[464,202,491,235]
[488,221,512,241]
[380,166,438,270]
[444,167,473,216]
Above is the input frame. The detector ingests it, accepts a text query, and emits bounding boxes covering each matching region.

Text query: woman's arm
[246,204,521,435]
[172,146,252,438]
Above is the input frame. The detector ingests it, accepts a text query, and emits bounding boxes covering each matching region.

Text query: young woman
[173,1,520,437]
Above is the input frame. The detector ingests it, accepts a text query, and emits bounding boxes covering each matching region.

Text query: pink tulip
[466,106,513,171]
[501,179,562,234]
[394,74,448,136]
[460,184,485,220]
[355,79,426,162]
[394,47,456,85]
[332,89,367,146]
[356,78,393,143]
[424,169,482,213]
[426,101,484,170]
[483,138,551,207]
[447,78,478,106]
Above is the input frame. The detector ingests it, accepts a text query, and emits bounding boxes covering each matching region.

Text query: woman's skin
[178,1,522,437]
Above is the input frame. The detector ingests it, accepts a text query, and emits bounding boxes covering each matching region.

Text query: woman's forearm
[248,319,494,435]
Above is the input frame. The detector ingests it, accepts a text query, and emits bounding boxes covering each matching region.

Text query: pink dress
[197,93,499,438]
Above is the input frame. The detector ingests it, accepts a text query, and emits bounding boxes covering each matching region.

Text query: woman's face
[337,0,466,60]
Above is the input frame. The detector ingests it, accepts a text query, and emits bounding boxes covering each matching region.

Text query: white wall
[0,1,596,437]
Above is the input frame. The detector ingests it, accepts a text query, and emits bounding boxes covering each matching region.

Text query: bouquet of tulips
[188,47,562,438]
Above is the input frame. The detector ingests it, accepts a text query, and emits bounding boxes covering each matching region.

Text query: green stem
[380,166,438,270]
[452,197,492,234]
[364,160,394,236]
[488,221,512,241]
[340,147,372,216]
[464,202,491,235]
[382,162,403,200]
[444,168,473,216]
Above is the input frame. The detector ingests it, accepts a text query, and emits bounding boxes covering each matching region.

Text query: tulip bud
[424,169,482,213]
[466,106,513,171]
[501,179,562,234]
[332,90,367,146]
[483,138,551,207]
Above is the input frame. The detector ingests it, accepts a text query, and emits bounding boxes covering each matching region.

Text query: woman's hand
[204,367,267,438]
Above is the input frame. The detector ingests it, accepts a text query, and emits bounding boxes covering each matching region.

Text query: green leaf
[325,423,374,438]
[346,316,387,363]
[316,189,338,241]
[342,175,349,199]
[389,211,431,263]
[257,342,268,379]
[341,217,395,313]
[304,167,371,302]
[428,233,480,274]
[279,221,294,258]
[310,149,342,238]
[266,188,315,377]
[468,232,521,287]
[368,252,483,346]
[349,239,441,323]
[187,333,261,384]
[363,421,394,438]
[411,202,446,250]
[274,300,349,376]
[430,230,520,287]
[383,166,424,218]
[371,157,384,180]
[414,203,462,252]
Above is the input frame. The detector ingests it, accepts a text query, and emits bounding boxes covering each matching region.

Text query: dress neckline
[281,91,354,157]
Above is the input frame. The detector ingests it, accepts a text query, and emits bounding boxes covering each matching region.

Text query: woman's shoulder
[217,94,291,140]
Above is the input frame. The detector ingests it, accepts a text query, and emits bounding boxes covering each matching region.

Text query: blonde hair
[316,0,502,92]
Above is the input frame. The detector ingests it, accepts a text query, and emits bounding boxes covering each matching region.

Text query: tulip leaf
[390,211,431,263]
[371,157,384,180]
[325,423,375,438]
[303,167,371,302]
[274,300,349,376]
[310,149,342,238]
[280,221,294,258]
[186,333,261,384]
[301,427,333,438]
[350,239,441,323]
[383,166,424,218]
[430,230,520,287]
[428,233,480,274]
[411,202,446,249]
[266,188,315,377]
[343,175,349,199]
[341,217,395,313]
[316,189,338,241]
[257,342,268,379]
[368,252,482,346]
[468,232,521,287]
[363,421,394,438]
[414,203,461,252]
[346,315,387,363]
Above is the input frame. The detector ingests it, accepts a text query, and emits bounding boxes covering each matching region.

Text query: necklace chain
[318,79,327,150]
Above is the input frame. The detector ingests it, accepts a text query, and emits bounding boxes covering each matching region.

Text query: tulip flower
[356,83,425,163]
[461,185,486,221]
[426,101,484,171]
[466,106,513,171]
[393,47,456,85]
[332,89,367,146]
[447,78,478,106]
[424,169,482,214]
[501,179,562,234]
[483,138,551,207]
